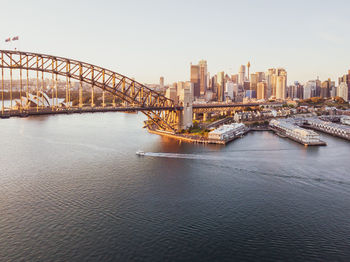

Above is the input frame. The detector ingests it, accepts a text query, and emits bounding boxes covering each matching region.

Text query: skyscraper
[320,81,327,98]
[238,65,246,86]
[266,68,287,100]
[337,82,349,101]
[190,64,200,98]
[266,68,276,98]
[304,80,317,99]
[338,70,350,100]
[250,73,258,93]
[198,60,207,96]
[160,76,164,90]
[257,82,267,100]
[217,71,225,102]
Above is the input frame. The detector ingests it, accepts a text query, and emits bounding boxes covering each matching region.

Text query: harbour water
[0,112,350,261]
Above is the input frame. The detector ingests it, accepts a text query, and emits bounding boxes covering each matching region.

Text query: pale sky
[0,0,349,85]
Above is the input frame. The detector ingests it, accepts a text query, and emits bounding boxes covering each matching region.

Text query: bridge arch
[0,50,180,132]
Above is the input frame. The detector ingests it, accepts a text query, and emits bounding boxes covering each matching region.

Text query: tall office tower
[256,72,265,82]
[287,85,296,99]
[165,85,178,104]
[160,76,164,90]
[247,62,251,81]
[266,68,287,99]
[231,74,239,84]
[276,75,286,100]
[211,76,216,93]
[217,71,225,102]
[337,82,349,101]
[339,70,350,99]
[207,72,211,90]
[257,82,267,100]
[315,78,322,97]
[177,81,185,97]
[320,80,331,98]
[250,73,258,92]
[296,83,304,99]
[304,80,317,99]
[185,81,194,102]
[225,81,234,100]
[238,65,246,86]
[266,68,276,98]
[190,64,200,97]
[198,60,208,95]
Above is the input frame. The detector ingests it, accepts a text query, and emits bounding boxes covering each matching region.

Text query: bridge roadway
[0,102,282,118]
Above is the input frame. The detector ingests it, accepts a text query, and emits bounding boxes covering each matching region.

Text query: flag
[12,36,19,41]
[5,37,11,42]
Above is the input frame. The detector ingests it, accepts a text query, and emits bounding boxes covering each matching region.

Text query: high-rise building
[256,72,265,82]
[198,60,207,96]
[266,68,287,100]
[250,73,258,92]
[321,80,331,98]
[304,80,317,99]
[190,64,200,98]
[266,68,276,98]
[231,74,239,84]
[337,82,349,101]
[338,70,350,100]
[217,71,225,102]
[160,76,164,90]
[257,82,267,100]
[276,75,286,100]
[238,65,246,86]
[225,81,234,100]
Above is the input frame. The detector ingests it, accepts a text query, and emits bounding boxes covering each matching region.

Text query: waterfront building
[269,119,322,144]
[337,82,349,101]
[305,118,350,140]
[208,123,246,141]
[340,115,350,125]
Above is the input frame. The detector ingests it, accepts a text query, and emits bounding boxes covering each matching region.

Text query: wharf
[269,126,327,146]
[302,124,350,142]
[147,126,249,145]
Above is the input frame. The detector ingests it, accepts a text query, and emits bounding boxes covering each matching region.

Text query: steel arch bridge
[0,50,181,132]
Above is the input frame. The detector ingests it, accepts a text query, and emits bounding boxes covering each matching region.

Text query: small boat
[136,150,145,156]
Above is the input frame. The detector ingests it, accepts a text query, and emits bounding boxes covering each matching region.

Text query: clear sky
[0,0,349,85]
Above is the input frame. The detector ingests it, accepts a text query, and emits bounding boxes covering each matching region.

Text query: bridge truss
[0,50,180,132]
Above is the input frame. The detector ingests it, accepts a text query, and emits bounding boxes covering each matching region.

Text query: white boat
[136,150,145,156]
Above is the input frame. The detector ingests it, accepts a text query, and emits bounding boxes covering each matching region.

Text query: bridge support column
[203,113,208,122]
[178,87,193,130]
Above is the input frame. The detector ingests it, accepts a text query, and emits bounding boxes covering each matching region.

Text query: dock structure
[269,119,326,146]
[303,118,350,141]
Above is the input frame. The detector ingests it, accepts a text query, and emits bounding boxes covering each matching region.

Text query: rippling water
[0,112,350,261]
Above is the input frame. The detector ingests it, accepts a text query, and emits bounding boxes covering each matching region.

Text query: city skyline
[0,0,349,85]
